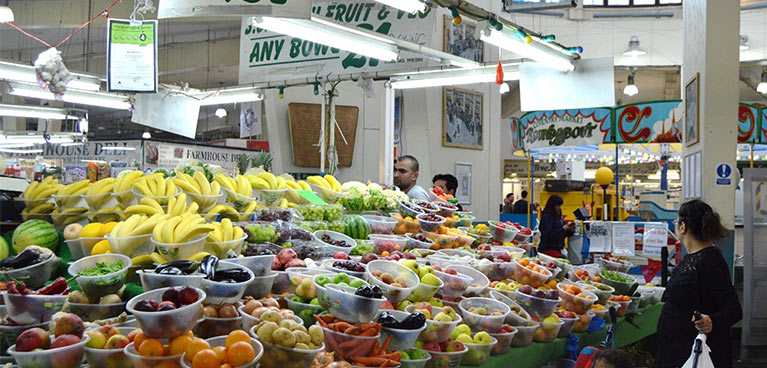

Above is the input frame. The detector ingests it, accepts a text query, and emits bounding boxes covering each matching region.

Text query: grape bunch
[332,260,365,272]
[243,224,280,244]
[323,205,343,222]
[321,234,350,247]
[296,221,328,232]
[257,208,294,222]
[297,205,325,221]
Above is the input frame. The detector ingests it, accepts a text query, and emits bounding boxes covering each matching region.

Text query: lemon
[80,222,104,238]
[91,239,112,254]
[98,222,118,237]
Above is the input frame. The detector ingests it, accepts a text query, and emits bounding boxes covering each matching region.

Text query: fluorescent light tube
[252,16,399,62]
[0,148,43,154]
[0,103,79,120]
[479,28,574,72]
[8,81,131,110]
[197,87,263,106]
[0,143,34,148]
[100,146,136,151]
[2,135,75,144]
[374,0,426,14]
[0,60,102,91]
[390,65,520,89]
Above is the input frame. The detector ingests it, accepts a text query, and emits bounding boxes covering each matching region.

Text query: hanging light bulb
[757,68,767,94]
[499,83,510,94]
[142,131,151,139]
[449,6,462,25]
[624,71,638,96]
[622,36,647,57]
[215,108,227,118]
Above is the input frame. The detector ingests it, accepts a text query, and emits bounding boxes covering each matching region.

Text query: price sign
[643,222,668,257]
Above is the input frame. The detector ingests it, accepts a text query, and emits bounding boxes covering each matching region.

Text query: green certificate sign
[107,19,158,92]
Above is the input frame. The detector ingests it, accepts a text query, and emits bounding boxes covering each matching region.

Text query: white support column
[380,84,395,186]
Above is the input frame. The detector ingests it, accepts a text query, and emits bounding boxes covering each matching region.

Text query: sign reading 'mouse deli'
[519,108,611,149]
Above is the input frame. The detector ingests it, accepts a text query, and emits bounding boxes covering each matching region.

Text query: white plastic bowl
[68,254,131,298]
[151,233,207,262]
[126,286,206,338]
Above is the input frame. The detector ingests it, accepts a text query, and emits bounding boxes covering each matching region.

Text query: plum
[360,253,379,264]
[284,258,306,269]
[177,286,199,305]
[161,288,180,305]
[134,300,156,312]
[518,285,533,295]
[271,256,282,271]
[277,248,298,265]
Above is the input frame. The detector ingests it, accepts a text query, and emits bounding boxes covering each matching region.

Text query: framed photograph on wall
[685,72,700,147]
[443,15,484,62]
[455,162,472,205]
[443,87,483,150]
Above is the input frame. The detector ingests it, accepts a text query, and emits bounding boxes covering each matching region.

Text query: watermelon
[11,220,58,254]
[341,215,371,240]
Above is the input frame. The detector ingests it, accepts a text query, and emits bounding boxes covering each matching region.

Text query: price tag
[611,222,635,256]
[297,190,327,205]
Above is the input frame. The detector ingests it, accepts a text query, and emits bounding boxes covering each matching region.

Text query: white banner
[238,2,435,84]
[132,93,201,139]
[611,222,636,256]
[107,19,158,92]
[240,101,263,138]
[642,222,668,257]
[158,0,312,19]
[144,140,255,173]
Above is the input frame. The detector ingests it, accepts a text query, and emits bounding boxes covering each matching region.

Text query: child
[593,349,635,368]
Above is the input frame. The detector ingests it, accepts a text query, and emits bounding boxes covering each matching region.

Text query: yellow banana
[36,186,62,199]
[324,174,341,191]
[163,216,184,243]
[276,177,287,190]
[111,221,124,238]
[131,255,154,267]
[165,179,177,196]
[140,197,163,213]
[60,180,90,195]
[258,172,278,189]
[207,231,223,243]
[61,207,87,214]
[150,252,167,265]
[214,174,235,192]
[221,218,233,242]
[245,175,270,190]
[207,204,237,215]
[187,252,211,262]
[285,180,301,190]
[307,176,331,189]
[130,213,170,237]
[233,226,243,240]
[173,177,199,195]
[124,205,162,217]
[134,180,151,196]
[297,180,311,191]
[236,175,251,196]
[193,171,210,195]
[278,198,289,208]
[186,202,199,214]
[29,203,55,214]
[210,181,221,195]
[146,176,157,195]
[23,182,39,199]
[155,176,166,197]
[243,201,259,213]
[175,223,215,243]
[116,170,143,192]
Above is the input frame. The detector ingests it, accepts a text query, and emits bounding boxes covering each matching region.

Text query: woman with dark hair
[537,195,575,258]
[656,199,742,368]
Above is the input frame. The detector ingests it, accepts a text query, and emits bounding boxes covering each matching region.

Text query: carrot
[359,322,378,331]
[370,341,380,356]
[380,336,392,352]
[351,357,389,366]
[336,349,346,362]
[344,326,359,335]
[359,327,378,336]
[332,322,353,332]
[337,339,360,351]
[379,351,401,361]
[314,315,331,328]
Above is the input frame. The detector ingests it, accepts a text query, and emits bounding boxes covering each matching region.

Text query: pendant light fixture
[622,36,647,57]
[757,68,767,94]
[623,69,638,96]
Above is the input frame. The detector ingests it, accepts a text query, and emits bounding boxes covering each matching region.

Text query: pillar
[682,0,739,271]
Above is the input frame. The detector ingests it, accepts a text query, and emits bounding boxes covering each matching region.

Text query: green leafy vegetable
[78,261,124,277]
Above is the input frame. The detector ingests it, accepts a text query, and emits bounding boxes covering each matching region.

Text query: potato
[293,330,311,345]
[279,318,297,330]
[308,324,324,346]
[294,342,310,350]
[261,309,282,323]
[257,321,279,344]
[272,327,296,348]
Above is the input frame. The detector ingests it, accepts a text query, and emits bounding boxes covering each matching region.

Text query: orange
[133,331,148,350]
[169,334,194,355]
[192,349,221,368]
[138,338,165,357]
[212,346,227,362]
[185,338,211,363]
[226,341,255,366]
[224,330,250,349]
[155,361,182,368]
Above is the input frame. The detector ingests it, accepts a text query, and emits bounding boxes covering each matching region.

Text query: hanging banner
[144,140,256,173]
[238,2,435,84]
[642,222,668,257]
[158,0,312,19]
[614,101,682,144]
[510,118,523,151]
[240,101,263,138]
[0,140,142,168]
[518,108,611,149]
[738,103,759,144]
[107,19,158,93]
[132,93,201,139]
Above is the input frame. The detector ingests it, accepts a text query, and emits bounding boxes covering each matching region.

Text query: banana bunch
[151,213,215,244]
[173,172,221,211]
[206,202,259,221]
[114,170,144,193]
[284,179,312,205]
[89,206,125,223]
[21,202,56,219]
[215,174,253,208]
[244,172,286,191]
[84,177,117,208]
[124,194,199,216]
[133,173,178,204]
[307,174,342,192]
[55,179,90,208]
[111,213,170,238]
[131,250,211,267]
[51,207,88,227]
[206,218,245,244]
[22,176,62,201]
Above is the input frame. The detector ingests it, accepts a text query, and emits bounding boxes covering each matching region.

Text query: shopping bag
[681,334,715,368]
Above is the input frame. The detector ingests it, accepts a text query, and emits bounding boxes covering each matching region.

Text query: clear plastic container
[21,212,51,222]
[68,254,131,298]
[286,295,326,328]
[556,283,597,314]
[636,286,655,307]
[4,293,67,325]
[245,271,279,299]
[434,270,472,298]
[627,295,641,314]
[589,304,610,322]
[0,254,57,290]
[406,233,435,250]
[455,215,475,228]
[137,269,205,291]
[572,311,595,332]
[608,298,630,317]
[514,290,561,319]
[185,191,222,213]
[458,297,510,333]
[152,233,207,262]
[400,350,432,368]
[408,279,443,302]
[510,322,539,347]
[446,265,489,297]
[216,211,256,222]
[399,200,426,218]
[65,301,126,322]
[83,192,117,210]
[181,335,263,368]
[489,246,526,259]
[0,320,49,356]
[286,267,334,297]
[113,190,136,207]
[365,260,419,303]
[64,238,86,260]
[313,273,368,309]
[195,314,243,339]
[653,286,666,304]
[483,261,517,282]
[405,306,462,343]
[597,257,633,273]
[424,232,457,250]
[252,188,287,206]
[126,286,206,338]
[107,233,154,257]
[434,202,458,218]
[224,254,275,277]
[271,270,291,294]
[50,211,88,232]
[489,329,517,355]
[362,215,397,234]
[512,258,553,287]
[239,304,260,332]
[577,281,614,304]
[123,342,182,368]
[200,260,254,304]
[88,210,124,224]
[51,194,86,209]
[425,346,467,368]
[251,329,324,368]
[461,337,497,366]
[487,221,520,243]
[391,214,421,234]
[204,234,247,258]
[533,319,564,343]
[557,316,578,337]
[314,230,357,255]
[9,334,89,368]
[84,327,135,368]
[452,232,475,248]
[324,284,386,323]
[537,252,573,279]
[417,214,445,233]
[377,311,427,351]
[600,271,638,296]
[488,291,531,325]
[443,217,459,228]
[321,325,380,356]
[369,234,408,254]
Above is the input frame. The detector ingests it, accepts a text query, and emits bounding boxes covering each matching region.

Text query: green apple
[414,308,431,319]
[451,324,472,340]
[420,273,442,287]
[441,306,457,320]
[399,350,411,360]
[309,298,320,305]
[456,334,473,344]
[473,331,492,344]
[418,266,434,278]
[493,282,510,291]
[401,260,419,273]
[398,300,414,311]
[543,314,560,325]
[428,298,443,307]
[433,312,452,322]
[414,340,425,349]
[85,330,106,349]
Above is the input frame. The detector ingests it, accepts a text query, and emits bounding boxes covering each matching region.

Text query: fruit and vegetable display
[2,168,661,368]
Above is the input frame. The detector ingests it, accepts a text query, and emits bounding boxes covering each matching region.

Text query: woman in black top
[538,195,575,258]
[656,199,742,368]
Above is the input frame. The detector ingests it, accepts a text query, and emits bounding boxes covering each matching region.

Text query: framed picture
[443,87,483,150]
[443,15,484,63]
[455,162,472,205]
[685,73,700,147]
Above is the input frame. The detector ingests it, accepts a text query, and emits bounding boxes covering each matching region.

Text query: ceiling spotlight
[756,68,767,94]
[622,36,647,57]
[740,34,749,51]
[142,131,151,139]
[215,108,227,118]
[0,3,13,23]
[623,71,638,96]
[499,83,510,94]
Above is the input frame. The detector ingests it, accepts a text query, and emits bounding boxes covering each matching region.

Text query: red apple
[15,328,49,352]
[51,334,80,349]
[333,251,349,260]
[98,325,120,339]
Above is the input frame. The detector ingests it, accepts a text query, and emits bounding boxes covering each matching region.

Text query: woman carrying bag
[655,199,742,368]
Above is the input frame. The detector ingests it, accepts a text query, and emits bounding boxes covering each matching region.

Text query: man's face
[394,160,417,190]
[433,179,452,195]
